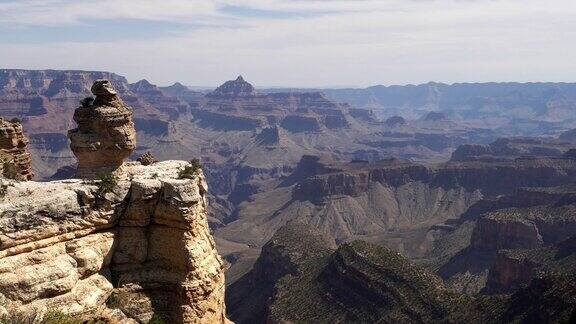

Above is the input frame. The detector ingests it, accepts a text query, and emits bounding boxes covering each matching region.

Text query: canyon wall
[0,161,228,323]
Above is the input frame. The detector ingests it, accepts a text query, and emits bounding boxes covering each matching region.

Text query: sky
[1,0,575,87]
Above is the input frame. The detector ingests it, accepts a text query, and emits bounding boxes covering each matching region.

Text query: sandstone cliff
[0,117,33,180]
[484,235,576,294]
[0,161,228,323]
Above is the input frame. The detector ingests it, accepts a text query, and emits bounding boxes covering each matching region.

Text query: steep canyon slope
[217,152,576,282]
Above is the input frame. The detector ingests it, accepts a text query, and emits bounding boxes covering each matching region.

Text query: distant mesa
[559,128,576,142]
[385,116,407,127]
[424,111,447,121]
[451,144,493,161]
[255,126,284,146]
[68,79,136,178]
[451,137,575,161]
[196,75,365,133]
[564,149,576,159]
[207,75,257,98]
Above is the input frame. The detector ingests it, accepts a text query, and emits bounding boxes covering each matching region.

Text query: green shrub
[0,312,36,324]
[9,118,20,124]
[0,182,8,198]
[42,311,82,324]
[0,310,81,324]
[105,293,120,309]
[148,314,166,324]
[178,158,202,179]
[95,173,118,197]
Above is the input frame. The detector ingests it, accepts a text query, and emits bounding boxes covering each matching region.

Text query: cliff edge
[0,160,229,323]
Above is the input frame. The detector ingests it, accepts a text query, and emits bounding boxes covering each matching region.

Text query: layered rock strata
[436,184,576,295]
[484,236,576,294]
[0,161,228,324]
[0,117,33,180]
[68,80,136,178]
[198,76,361,132]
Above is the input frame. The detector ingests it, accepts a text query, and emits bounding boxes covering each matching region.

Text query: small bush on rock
[105,293,120,309]
[42,311,82,324]
[0,181,8,198]
[178,158,202,179]
[148,314,166,324]
[0,310,84,324]
[95,173,118,197]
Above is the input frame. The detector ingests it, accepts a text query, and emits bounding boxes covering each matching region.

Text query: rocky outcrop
[348,108,376,122]
[471,198,576,252]
[254,126,284,146]
[0,117,33,180]
[280,115,322,133]
[438,184,576,295]
[470,212,544,250]
[68,80,136,178]
[229,226,472,323]
[136,151,156,166]
[558,128,576,142]
[293,156,576,203]
[230,223,576,323]
[451,137,574,161]
[483,250,540,294]
[200,77,358,132]
[0,161,228,323]
[424,111,447,121]
[130,79,189,118]
[563,148,576,159]
[484,235,576,294]
[451,144,494,161]
[317,241,459,323]
[192,109,264,131]
[385,116,407,127]
[226,222,335,323]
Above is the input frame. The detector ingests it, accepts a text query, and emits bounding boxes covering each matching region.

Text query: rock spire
[207,75,257,98]
[0,117,33,180]
[68,79,136,178]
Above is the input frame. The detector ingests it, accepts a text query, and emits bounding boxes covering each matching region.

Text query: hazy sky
[1,0,575,87]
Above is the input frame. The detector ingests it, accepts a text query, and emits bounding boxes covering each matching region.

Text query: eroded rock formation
[0,117,33,180]
[196,76,359,132]
[0,161,228,323]
[228,223,476,323]
[68,80,136,178]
